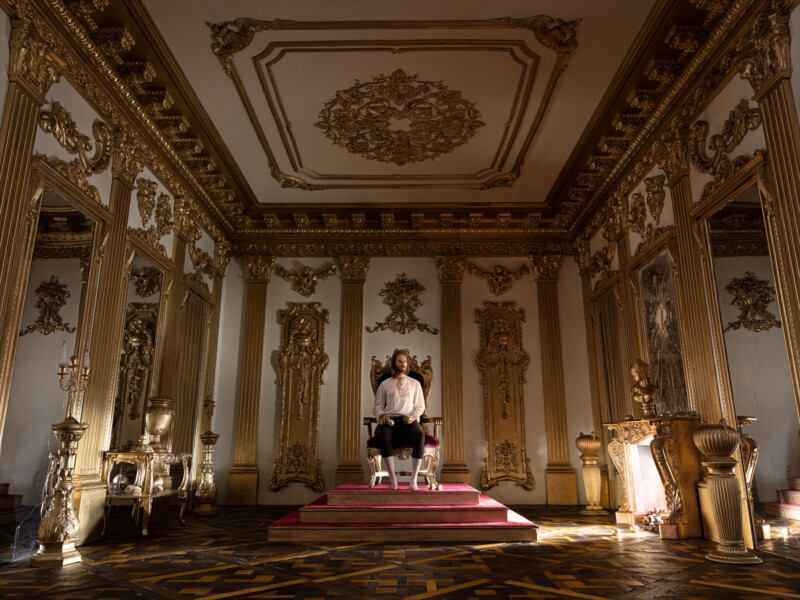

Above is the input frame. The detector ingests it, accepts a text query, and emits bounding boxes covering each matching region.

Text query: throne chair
[364,350,442,490]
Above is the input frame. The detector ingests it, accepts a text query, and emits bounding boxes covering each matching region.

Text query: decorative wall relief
[269,302,329,492]
[366,273,439,335]
[274,263,337,297]
[688,99,763,201]
[130,266,162,298]
[19,275,76,336]
[316,68,484,166]
[630,173,669,255]
[476,302,534,490]
[639,253,689,414]
[724,271,781,333]
[467,262,530,295]
[133,177,173,256]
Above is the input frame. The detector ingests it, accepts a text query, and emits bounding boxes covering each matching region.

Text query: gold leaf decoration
[724,271,781,333]
[19,275,76,336]
[130,266,162,298]
[273,264,336,297]
[628,192,646,235]
[366,273,439,335]
[467,263,530,295]
[315,69,484,165]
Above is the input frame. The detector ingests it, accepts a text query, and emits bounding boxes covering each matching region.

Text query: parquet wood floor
[0,504,797,599]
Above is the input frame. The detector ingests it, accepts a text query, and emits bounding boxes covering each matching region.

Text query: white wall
[713,255,799,501]
[0,10,11,119]
[0,258,83,504]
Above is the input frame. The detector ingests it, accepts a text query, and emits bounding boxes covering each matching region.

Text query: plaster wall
[0,258,83,504]
[0,11,10,119]
[713,255,799,500]
[33,79,113,206]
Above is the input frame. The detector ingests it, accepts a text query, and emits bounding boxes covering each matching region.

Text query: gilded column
[742,13,800,424]
[334,255,370,485]
[74,130,145,543]
[0,13,61,448]
[435,256,470,483]
[659,130,722,422]
[227,255,273,504]
[532,255,577,505]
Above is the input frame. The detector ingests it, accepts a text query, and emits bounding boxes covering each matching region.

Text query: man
[372,349,425,490]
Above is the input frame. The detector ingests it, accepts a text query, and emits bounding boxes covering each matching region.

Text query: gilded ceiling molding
[273,264,336,297]
[435,255,467,283]
[724,271,781,333]
[316,69,484,166]
[32,245,91,261]
[688,99,763,201]
[467,263,530,296]
[366,273,439,335]
[19,275,76,336]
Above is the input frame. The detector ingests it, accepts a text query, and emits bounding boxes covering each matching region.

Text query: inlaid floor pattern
[1,504,799,599]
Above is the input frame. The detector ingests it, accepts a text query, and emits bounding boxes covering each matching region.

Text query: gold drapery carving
[270,302,329,492]
[476,302,534,490]
[19,275,76,336]
[723,271,781,333]
[366,273,439,335]
[273,263,336,297]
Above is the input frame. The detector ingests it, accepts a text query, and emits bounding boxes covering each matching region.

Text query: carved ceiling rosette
[476,301,534,491]
[269,302,329,492]
[467,263,530,296]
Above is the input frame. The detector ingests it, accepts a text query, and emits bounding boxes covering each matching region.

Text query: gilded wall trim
[269,302,329,492]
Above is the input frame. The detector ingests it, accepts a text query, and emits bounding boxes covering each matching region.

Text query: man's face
[394,354,408,374]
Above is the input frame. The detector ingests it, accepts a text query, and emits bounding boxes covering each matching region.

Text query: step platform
[268,482,537,542]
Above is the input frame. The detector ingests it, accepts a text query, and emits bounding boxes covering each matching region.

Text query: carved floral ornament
[724,271,781,333]
[132,177,173,257]
[467,262,530,295]
[19,275,76,336]
[130,266,161,298]
[273,263,337,297]
[366,273,439,335]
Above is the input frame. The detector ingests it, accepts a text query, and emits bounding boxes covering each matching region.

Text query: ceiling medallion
[315,69,484,166]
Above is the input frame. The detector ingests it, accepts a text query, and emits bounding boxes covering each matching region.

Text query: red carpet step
[268,482,537,542]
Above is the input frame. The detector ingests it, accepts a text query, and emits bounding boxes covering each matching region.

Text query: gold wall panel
[270,302,329,492]
[476,302,534,490]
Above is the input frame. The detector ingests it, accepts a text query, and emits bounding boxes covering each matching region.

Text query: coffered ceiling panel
[143,0,655,209]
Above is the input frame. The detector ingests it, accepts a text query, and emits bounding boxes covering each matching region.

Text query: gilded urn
[144,396,174,452]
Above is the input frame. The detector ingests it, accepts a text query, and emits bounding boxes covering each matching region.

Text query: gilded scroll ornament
[476,302,534,490]
[467,263,530,296]
[130,266,161,298]
[269,303,329,492]
[366,273,439,335]
[44,158,102,205]
[274,264,337,297]
[316,69,484,166]
[39,101,112,174]
[20,275,76,336]
[650,422,686,526]
[688,99,762,200]
[724,271,781,333]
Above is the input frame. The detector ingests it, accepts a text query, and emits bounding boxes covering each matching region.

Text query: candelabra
[31,352,90,567]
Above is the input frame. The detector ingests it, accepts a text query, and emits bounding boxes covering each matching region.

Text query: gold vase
[144,397,174,453]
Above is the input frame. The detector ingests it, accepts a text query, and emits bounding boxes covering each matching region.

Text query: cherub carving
[630,359,659,418]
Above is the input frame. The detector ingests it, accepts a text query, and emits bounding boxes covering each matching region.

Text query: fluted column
[532,255,577,505]
[435,256,469,483]
[742,13,800,425]
[613,230,642,418]
[227,255,273,504]
[659,130,722,421]
[334,255,370,485]
[73,131,144,543]
[0,14,61,449]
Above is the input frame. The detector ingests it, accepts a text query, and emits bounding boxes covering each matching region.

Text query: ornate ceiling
[39,0,728,250]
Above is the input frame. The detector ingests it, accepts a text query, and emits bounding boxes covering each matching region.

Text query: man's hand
[403,414,417,424]
[378,414,393,426]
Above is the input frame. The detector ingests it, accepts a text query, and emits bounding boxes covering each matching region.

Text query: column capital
[657,126,691,183]
[337,255,370,283]
[112,129,146,187]
[531,255,562,283]
[435,255,466,283]
[9,13,62,103]
[244,255,274,282]
[740,10,791,98]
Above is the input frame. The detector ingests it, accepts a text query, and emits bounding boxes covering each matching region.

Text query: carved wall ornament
[9,10,63,97]
[273,263,337,296]
[630,359,659,418]
[133,180,173,257]
[724,271,781,333]
[467,262,530,295]
[644,174,666,225]
[435,255,467,283]
[628,192,646,235]
[337,255,370,283]
[19,275,76,336]
[269,302,329,492]
[42,157,102,205]
[367,273,439,335]
[315,69,484,166]
[39,101,112,174]
[130,266,161,298]
[649,422,686,526]
[476,302,534,490]
[688,99,763,200]
[118,315,155,422]
[530,254,562,282]
[244,255,275,281]
[135,178,157,224]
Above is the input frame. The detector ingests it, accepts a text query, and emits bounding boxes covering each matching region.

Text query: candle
[59,341,68,367]
[83,351,90,369]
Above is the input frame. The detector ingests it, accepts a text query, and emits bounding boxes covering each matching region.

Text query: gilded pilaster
[741,13,800,424]
[334,255,369,485]
[435,256,469,483]
[73,131,144,544]
[659,131,722,422]
[532,255,577,505]
[0,13,61,449]
[227,255,273,504]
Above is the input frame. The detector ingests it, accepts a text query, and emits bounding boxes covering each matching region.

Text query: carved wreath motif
[366,273,438,335]
[19,275,76,336]
[315,69,484,165]
[724,271,781,333]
